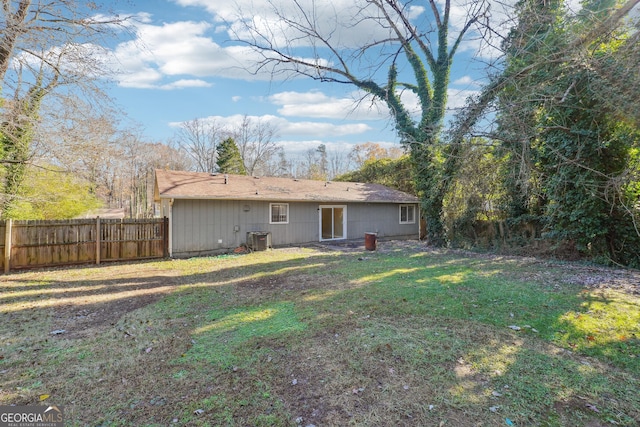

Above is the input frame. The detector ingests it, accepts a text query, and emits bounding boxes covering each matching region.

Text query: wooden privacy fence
[0,217,168,273]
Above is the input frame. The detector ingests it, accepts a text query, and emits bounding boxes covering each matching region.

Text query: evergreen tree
[216,137,246,175]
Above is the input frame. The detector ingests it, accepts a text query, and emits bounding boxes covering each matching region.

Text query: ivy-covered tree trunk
[1,153,28,218]
[1,129,33,219]
[1,74,49,219]
[411,146,442,244]
[382,35,457,246]
[410,140,460,246]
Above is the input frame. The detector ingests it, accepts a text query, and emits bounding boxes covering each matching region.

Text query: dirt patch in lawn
[2,265,182,340]
[460,249,640,294]
[50,294,169,340]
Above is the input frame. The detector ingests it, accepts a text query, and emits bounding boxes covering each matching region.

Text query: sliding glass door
[319,205,346,241]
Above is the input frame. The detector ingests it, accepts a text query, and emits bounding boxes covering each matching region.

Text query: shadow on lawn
[165,249,638,424]
[1,245,638,425]
[1,247,637,366]
[0,252,345,338]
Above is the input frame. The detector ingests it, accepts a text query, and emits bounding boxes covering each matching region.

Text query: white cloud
[175,0,398,48]
[117,67,164,88]
[109,19,279,88]
[447,88,480,111]
[267,86,478,128]
[283,121,371,137]
[160,79,212,90]
[397,90,422,117]
[169,113,372,138]
[453,75,482,87]
[269,90,389,121]
[112,0,516,90]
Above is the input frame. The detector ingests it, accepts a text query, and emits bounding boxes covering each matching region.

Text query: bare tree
[232,115,281,176]
[0,1,123,83]
[171,118,223,173]
[171,115,281,176]
[328,149,352,180]
[293,145,330,180]
[267,147,295,177]
[42,97,123,203]
[271,145,354,180]
[121,132,193,217]
[349,142,404,169]
[43,96,193,216]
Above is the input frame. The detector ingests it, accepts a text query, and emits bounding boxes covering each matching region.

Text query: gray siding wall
[346,203,418,239]
[170,199,418,256]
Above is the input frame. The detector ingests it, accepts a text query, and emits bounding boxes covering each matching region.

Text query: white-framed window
[399,204,416,224]
[270,203,289,224]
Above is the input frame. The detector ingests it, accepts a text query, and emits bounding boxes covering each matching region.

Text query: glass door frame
[318,205,347,241]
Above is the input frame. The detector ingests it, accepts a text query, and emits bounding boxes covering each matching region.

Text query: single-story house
[154,169,420,257]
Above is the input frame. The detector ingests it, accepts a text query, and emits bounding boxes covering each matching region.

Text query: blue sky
[103,0,503,155]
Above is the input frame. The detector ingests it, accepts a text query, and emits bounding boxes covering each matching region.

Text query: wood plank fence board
[1,218,168,272]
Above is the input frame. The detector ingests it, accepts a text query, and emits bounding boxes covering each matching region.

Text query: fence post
[96,217,101,265]
[4,219,12,274]
[163,216,169,258]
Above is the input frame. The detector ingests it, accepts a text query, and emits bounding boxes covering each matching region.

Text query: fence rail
[1,217,168,273]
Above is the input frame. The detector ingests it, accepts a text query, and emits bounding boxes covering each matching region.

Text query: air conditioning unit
[246,231,272,251]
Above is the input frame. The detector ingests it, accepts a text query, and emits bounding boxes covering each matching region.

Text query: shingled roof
[154,169,418,204]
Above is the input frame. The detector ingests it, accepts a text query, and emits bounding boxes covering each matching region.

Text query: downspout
[418,204,422,241]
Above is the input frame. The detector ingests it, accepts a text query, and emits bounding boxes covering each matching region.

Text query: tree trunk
[411,146,444,246]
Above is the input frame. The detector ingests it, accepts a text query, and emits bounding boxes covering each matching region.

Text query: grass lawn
[1,241,639,426]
